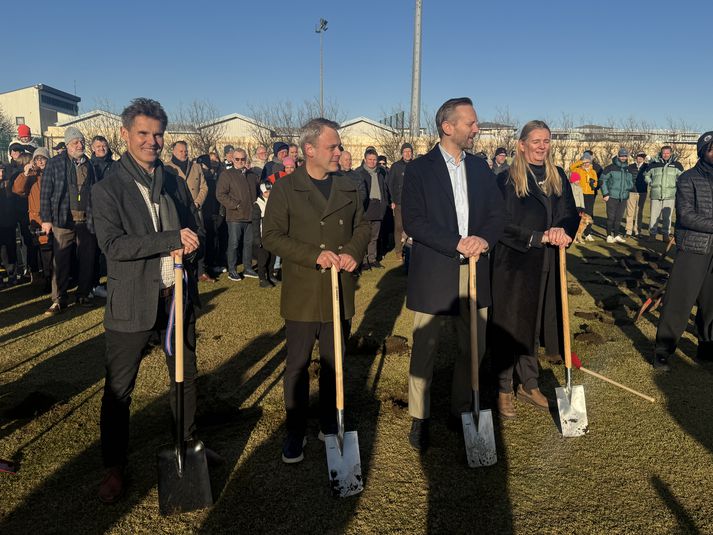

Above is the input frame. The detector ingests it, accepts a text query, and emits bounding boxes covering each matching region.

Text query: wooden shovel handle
[469,256,479,389]
[174,252,184,383]
[331,266,344,411]
[559,247,572,371]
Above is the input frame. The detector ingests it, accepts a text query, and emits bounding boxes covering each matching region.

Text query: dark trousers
[284,319,348,436]
[227,221,253,273]
[256,246,274,280]
[203,213,222,271]
[0,226,17,276]
[52,222,96,304]
[17,217,38,273]
[583,194,596,236]
[364,220,382,264]
[100,295,198,468]
[605,197,627,236]
[393,204,404,256]
[655,250,713,359]
[637,191,648,232]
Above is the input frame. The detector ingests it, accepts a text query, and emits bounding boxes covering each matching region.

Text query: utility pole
[409,0,422,139]
[315,18,328,117]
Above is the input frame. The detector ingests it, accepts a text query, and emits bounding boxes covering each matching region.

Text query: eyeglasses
[234,157,246,161]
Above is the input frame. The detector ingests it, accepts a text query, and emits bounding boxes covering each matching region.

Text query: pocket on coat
[107,277,133,321]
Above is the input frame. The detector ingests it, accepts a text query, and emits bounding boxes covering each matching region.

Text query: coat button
[339,219,343,225]
[320,244,326,249]
[320,221,325,226]
[338,245,343,250]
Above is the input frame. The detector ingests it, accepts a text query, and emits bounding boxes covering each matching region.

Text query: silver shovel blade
[461,410,497,467]
[325,431,363,497]
[555,384,589,437]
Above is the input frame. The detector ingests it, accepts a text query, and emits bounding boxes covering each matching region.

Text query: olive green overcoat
[262,166,370,322]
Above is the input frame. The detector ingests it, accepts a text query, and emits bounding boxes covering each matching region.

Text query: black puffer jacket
[675,160,713,254]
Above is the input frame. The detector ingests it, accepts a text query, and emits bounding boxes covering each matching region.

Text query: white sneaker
[615,235,626,243]
[585,234,595,242]
[92,285,108,298]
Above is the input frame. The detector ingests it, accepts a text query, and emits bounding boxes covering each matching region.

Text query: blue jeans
[227,221,253,272]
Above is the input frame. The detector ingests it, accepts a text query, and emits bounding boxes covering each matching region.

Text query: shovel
[157,253,213,515]
[461,257,497,467]
[324,265,363,498]
[555,247,589,437]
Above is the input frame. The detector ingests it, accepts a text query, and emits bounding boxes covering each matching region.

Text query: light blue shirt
[438,143,469,239]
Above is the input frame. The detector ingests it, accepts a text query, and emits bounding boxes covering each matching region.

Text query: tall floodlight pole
[315,18,328,117]
[409,0,423,139]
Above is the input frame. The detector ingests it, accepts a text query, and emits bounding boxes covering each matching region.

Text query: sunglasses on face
[234,157,246,161]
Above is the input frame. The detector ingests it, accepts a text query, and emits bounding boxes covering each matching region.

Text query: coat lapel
[292,167,328,217]
[322,179,352,219]
[116,164,159,233]
[428,146,456,212]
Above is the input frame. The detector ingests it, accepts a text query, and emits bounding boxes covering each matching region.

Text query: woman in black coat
[490,120,579,418]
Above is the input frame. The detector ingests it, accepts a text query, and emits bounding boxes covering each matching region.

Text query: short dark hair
[661,145,673,152]
[435,97,473,137]
[364,148,378,158]
[172,140,188,150]
[120,98,168,130]
[91,135,108,144]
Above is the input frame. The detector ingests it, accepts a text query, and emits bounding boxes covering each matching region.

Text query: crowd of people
[2,96,712,505]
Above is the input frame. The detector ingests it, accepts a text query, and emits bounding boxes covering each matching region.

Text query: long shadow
[0,330,285,534]
[651,475,701,534]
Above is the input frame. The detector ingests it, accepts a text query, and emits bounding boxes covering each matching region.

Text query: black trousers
[364,220,382,264]
[655,250,713,359]
[100,295,198,468]
[0,226,17,276]
[17,216,38,273]
[256,246,274,280]
[52,222,96,303]
[582,194,596,236]
[605,198,627,236]
[284,319,348,436]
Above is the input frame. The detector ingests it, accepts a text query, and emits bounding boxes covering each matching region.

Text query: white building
[0,84,80,141]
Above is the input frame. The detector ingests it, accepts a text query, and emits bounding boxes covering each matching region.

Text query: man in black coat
[353,148,390,269]
[653,132,713,371]
[386,143,413,259]
[92,98,204,504]
[401,97,505,452]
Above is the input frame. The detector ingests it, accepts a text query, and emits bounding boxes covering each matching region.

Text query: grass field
[1,211,712,534]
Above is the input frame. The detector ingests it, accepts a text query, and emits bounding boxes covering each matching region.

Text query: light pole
[409,0,422,139]
[315,18,328,117]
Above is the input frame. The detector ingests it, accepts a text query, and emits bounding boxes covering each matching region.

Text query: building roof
[56,109,120,126]
[0,83,80,103]
[479,121,516,130]
[200,113,270,131]
[340,116,396,133]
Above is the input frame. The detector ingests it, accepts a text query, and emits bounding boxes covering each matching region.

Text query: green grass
[1,210,712,534]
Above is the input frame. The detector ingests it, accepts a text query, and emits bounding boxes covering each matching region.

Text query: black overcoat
[490,168,579,356]
[402,145,505,314]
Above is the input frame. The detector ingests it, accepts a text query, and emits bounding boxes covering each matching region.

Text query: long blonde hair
[508,120,562,198]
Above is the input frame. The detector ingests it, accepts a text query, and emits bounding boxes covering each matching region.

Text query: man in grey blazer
[92,98,203,504]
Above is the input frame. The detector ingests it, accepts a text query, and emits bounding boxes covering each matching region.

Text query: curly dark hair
[120,98,168,130]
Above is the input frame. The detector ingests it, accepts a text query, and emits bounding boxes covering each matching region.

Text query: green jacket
[644,153,684,200]
[600,157,634,200]
[262,165,370,322]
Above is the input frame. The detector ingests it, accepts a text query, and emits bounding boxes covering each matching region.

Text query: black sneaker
[76,295,95,307]
[408,417,429,453]
[282,434,307,464]
[652,354,671,372]
[243,269,259,279]
[272,269,282,281]
[259,279,275,288]
[228,271,243,282]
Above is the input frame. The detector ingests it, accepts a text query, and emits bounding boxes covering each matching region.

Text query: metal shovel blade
[325,431,363,498]
[461,410,497,467]
[157,439,213,515]
[555,384,589,437]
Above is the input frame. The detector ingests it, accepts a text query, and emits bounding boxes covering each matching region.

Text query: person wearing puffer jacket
[644,145,684,240]
[653,132,713,371]
[600,148,634,243]
[570,153,598,239]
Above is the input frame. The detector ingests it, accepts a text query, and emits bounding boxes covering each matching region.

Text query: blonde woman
[490,120,579,419]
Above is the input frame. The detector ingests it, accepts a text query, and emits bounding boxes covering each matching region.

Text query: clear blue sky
[2,0,709,130]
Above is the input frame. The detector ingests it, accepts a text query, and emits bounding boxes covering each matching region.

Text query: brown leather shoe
[517,385,552,411]
[497,391,516,419]
[199,274,217,283]
[540,353,563,364]
[98,466,125,504]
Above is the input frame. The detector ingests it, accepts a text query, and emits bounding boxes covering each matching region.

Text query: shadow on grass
[652,475,701,534]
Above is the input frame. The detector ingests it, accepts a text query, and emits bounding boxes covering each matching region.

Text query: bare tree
[79,99,125,155]
[172,100,227,155]
[664,116,696,167]
[371,105,413,162]
[618,117,654,158]
[550,113,579,168]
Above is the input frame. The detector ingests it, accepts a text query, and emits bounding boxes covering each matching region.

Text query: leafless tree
[79,98,125,155]
[172,100,227,155]
[664,117,696,167]
[617,117,654,158]
[371,105,414,162]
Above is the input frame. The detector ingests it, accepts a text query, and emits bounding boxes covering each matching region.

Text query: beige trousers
[409,264,487,419]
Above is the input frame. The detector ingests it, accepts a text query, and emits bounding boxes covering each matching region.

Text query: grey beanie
[33,147,50,160]
[581,153,593,162]
[64,126,84,144]
[618,147,629,157]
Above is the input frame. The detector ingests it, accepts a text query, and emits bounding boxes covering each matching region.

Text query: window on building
[16,117,25,125]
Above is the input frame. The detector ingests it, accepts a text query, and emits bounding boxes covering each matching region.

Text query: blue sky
[2,0,709,130]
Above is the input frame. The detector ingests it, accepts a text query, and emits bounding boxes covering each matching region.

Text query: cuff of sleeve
[530,231,544,248]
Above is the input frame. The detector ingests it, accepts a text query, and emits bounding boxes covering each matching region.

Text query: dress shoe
[497,391,516,419]
[360,262,371,271]
[204,447,225,467]
[98,466,125,504]
[652,354,671,372]
[372,261,385,269]
[199,274,216,283]
[408,417,429,453]
[516,385,552,411]
[540,353,563,364]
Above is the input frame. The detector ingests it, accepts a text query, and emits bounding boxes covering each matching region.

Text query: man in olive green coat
[262,118,370,464]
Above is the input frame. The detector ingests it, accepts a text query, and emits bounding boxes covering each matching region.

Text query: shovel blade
[325,431,363,498]
[157,439,213,515]
[555,384,589,437]
[461,410,497,467]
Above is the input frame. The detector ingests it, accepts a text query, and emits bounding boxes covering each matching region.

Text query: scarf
[171,155,189,176]
[364,164,381,200]
[120,153,181,233]
[697,158,713,180]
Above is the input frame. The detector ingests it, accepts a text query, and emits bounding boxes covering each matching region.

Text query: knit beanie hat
[273,142,289,156]
[64,126,84,144]
[400,142,413,153]
[282,157,295,168]
[33,147,50,160]
[697,131,713,158]
[17,124,31,138]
